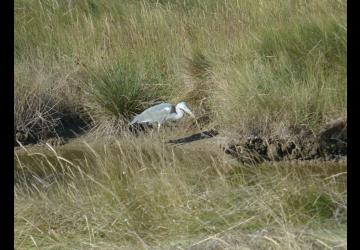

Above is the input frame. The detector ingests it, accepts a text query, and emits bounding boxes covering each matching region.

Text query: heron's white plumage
[129,102,194,130]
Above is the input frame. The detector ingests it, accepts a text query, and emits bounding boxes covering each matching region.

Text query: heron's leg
[157,123,161,133]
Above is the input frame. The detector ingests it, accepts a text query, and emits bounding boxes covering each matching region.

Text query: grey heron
[129,102,195,131]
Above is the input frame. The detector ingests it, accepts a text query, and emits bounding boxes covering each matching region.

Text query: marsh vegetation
[15,0,346,249]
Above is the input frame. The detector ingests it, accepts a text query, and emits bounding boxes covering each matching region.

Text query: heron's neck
[174,105,184,119]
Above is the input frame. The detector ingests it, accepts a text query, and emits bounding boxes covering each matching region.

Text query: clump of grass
[14,62,87,144]
[15,84,61,144]
[83,60,164,120]
[211,13,346,134]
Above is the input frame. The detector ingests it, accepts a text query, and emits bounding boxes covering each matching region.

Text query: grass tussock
[15,138,346,249]
[14,62,87,144]
[84,59,168,120]
[212,16,346,132]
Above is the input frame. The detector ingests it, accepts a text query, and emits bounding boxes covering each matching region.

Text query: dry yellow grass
[15,0,347,249]
[15,135,346,249]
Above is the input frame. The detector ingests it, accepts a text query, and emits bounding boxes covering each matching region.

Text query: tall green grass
[210,11,346,130]
[15,0,346,138]
[84,59,169,120]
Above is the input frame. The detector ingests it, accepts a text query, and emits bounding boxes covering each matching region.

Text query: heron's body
[130,102,195,131]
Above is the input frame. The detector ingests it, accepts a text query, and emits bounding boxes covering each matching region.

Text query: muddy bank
[15,113,90,147]
[15,115,347,165]
[223,118,346,164]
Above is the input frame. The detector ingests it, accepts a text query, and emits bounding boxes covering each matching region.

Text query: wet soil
[223,118,346,164]
[167,118,346,163]
[15,114,90,147]
[15,116,346,164]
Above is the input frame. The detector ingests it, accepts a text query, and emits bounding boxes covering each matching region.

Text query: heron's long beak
[183,109,199,129]
[183,108,195,118]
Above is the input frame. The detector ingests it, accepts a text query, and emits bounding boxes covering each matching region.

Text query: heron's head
[177,102,195,118]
